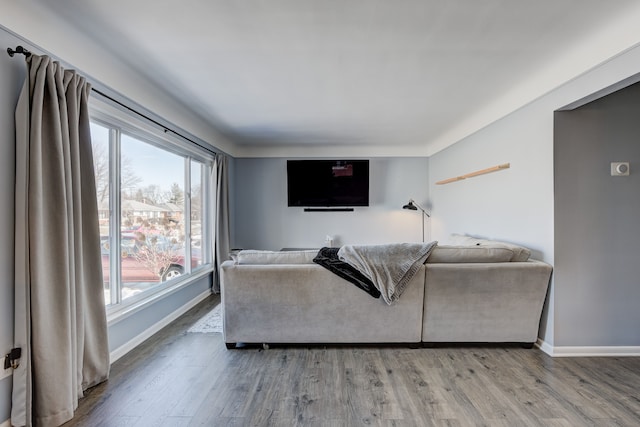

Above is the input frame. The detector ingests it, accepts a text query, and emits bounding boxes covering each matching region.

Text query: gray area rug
[188,304,222,334]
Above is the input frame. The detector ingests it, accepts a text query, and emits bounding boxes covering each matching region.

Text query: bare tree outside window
[169,182,184,205]
[92,136,141,204]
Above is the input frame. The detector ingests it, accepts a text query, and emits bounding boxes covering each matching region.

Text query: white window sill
[106,266,214,326]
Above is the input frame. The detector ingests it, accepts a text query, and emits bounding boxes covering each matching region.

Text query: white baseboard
[109,289,211,363]
[1,418,10,427]
[537,339,640,357]
[536,338,554,355]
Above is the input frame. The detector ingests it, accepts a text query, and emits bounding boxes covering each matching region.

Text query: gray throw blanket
[338,242,437,305]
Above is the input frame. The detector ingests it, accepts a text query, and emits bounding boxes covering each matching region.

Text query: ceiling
[32,1,640,155]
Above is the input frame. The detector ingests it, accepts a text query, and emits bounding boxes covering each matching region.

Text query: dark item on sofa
[313,247,381,299]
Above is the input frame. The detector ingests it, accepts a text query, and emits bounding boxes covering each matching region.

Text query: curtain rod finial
[7,45,31,58]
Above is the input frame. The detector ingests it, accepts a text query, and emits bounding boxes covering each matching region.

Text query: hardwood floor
[65,295,640,426]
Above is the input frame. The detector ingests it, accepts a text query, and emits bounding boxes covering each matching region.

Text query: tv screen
[287,160,369,207]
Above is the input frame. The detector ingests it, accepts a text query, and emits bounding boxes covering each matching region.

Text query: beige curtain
[13,55,110,427]
[213,154,230,293]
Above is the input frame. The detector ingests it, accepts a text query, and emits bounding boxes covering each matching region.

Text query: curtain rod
[7,44,219,157]
[90,88,217,156]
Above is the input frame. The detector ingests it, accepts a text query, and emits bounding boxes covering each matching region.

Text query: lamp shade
[402,200,418,210]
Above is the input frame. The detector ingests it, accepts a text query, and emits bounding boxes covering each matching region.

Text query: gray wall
[555,82,640,346]
[108,275,211,352]
[233,157,429,250]
[0,26,30,425]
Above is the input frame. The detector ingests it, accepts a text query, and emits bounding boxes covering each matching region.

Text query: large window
[90,114,213,310]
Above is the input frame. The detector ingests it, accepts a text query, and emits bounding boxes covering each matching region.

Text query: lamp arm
[409,199,430,217]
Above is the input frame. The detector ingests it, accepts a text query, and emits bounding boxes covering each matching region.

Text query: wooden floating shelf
[436,163,510,185]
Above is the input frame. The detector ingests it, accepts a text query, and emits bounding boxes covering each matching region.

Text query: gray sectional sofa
[220,237,553,349]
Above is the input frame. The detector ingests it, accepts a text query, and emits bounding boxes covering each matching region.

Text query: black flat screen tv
[287,160,369,207]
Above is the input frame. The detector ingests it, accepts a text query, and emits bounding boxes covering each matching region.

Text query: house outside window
[90,102,214,314]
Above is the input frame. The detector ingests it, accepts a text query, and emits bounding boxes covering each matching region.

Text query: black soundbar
[303,208,355,212]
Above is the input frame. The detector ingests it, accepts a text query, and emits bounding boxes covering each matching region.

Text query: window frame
[90,99,215,321]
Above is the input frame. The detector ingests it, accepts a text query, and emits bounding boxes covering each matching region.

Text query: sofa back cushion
[236,249,318,265]
[448,234,531,262]
[427,245,514,263]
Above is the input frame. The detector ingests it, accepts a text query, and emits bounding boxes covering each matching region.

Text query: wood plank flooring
[65,295,640,426]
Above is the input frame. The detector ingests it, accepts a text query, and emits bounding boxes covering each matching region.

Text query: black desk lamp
[402,199,430,242]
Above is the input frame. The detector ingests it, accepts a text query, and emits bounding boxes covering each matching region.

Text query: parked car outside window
[101,232,199,287]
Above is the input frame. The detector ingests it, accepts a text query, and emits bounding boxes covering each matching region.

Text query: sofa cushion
[427,245,514,263]
[448,234,531,262]
[447,234,482,246]
[236,249,318,265]
[484,240,531,262]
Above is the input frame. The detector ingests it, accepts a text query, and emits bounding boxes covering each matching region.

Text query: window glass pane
[91,113,213,310]
[120,133,186,299]
[90,122,113,305]
[191,160,204,267]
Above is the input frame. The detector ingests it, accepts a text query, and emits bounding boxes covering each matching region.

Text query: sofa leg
[225,342,236,350]
[521,342,535,349]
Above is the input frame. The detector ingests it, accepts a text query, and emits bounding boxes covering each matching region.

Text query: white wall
[234,157,429,250]
[428,104,553,261]
[0,2,235,156]
[429,41,640,349]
